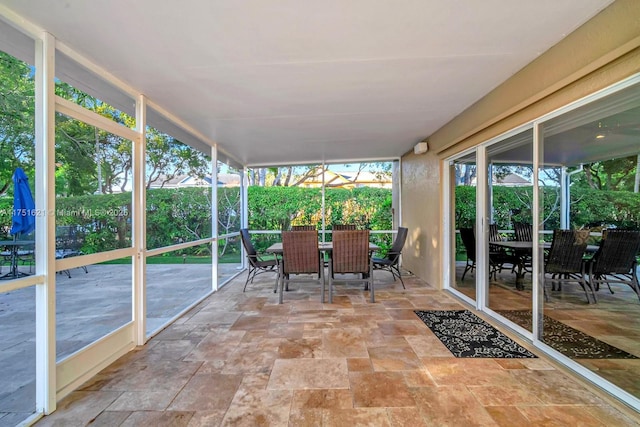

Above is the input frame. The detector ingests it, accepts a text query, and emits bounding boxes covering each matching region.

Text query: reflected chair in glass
[240,228,278,292]
[459,227,476,281]
[373,227,408,288]
[328,230,374,303]
[586,229,640,301]
[544,229,595,303]
[488,223,518,279]
[460,226,517,282]
[279,230,324,304]
[513,221,533,275]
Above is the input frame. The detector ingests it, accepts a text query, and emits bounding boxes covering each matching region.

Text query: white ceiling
[0,0,614,166]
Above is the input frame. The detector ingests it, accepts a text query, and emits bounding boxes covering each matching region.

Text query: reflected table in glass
[490,241,599,290]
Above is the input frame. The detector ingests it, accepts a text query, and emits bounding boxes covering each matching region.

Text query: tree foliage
[576,156,639,191]
[0,51,35,195]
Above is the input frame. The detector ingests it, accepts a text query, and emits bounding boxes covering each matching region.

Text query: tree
[145,127,210,189]
[0,52,35,195]
[579,156,638,191]
[249,163,392,188]
[455,164,476,186]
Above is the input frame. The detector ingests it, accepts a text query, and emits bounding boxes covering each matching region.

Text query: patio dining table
[266,241,380,255]
[265,241,380,293]
[0,239,35,279]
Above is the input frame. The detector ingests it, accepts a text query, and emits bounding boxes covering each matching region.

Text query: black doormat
[414,310,537,358]
[497,310,638,359]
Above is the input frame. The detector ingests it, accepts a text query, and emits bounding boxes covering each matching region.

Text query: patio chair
[279,230,324,304]
[55,226,89,278]
[586,229,640,301]
[291,225,316,231]
[544,229,595,304]
[240,228,278,292]
[373,227,408,288]
[332,224,357,230]
[328,230,374,303]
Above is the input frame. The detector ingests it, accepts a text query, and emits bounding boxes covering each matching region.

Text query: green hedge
[455,185,640,230]
[4,184,635,256]
[0,186,393,255]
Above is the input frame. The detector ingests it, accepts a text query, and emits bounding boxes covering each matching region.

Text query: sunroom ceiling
[0,0,614,167]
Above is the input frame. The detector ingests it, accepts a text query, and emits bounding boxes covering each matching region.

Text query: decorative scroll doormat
[414,310,537,358]
[497,310,638,359]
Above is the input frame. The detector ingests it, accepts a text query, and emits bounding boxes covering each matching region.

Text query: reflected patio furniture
[586,229,640,301]
[545,229,595,304]
[240,228,278,292]
[513,221,533,275]
[459,227,476,281]
[328,229,374,303]
[373,227,408,288]
[278,230,324,304]
[459,227,516,283]
[290,225,316,231]
[488,223,518,280]
[332,224,357,231]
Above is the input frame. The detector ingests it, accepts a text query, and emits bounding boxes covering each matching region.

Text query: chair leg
[630,270,640,301]
[369,262,375,303]
[243,266,254,292]
[461,262,472,281]
[392,264,405,289]
[278,262,284,304]
[328,260,334,304]
[320,266,325,303]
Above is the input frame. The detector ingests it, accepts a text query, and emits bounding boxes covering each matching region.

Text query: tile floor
[34,270,640,426]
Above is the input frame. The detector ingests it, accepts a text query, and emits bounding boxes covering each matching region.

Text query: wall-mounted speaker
[414,141,429,155]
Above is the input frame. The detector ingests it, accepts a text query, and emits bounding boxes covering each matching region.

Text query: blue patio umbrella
[10,168,35,236]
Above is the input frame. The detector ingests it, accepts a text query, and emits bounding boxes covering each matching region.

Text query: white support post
[321,162,326,242]
[241,166,248,230]
[476,147,488,310]
[532,123,542,342]
[211,148,219,291]
[560,166,568,229]
[34,31,57,414]
[133,94,147,345]
[487,162,494,224]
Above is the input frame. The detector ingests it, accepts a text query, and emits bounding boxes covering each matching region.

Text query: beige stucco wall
[400,151,441,285]
[401,0,640,287]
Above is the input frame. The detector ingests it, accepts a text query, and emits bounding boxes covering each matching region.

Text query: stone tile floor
[34,270,640,426]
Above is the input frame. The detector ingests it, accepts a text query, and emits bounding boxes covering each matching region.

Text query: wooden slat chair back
[329,230,374,303]
[279,230,324,303]
[291,225,316,231]
[332,224,357,231]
